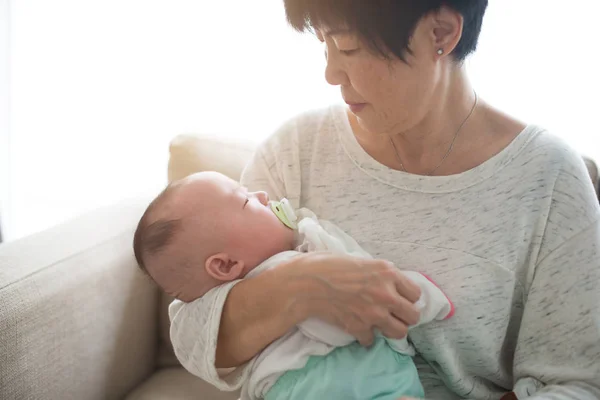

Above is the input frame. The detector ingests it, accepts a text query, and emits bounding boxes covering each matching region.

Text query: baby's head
[133,171,295,302]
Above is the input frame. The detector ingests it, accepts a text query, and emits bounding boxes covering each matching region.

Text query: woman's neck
[394,67,477,160]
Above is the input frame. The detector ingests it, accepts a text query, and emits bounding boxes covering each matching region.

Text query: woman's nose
[254,191,269,206]
[324,48,349,87]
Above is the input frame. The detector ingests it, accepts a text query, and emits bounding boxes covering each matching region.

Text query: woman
[172,1,600,398]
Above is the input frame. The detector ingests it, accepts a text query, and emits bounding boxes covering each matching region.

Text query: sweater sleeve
[513,218,600,399]
[511,147,600,399]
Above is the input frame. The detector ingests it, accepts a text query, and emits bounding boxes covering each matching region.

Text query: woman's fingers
[392,267,422,303]
[352,329,376,347]
[390,295,421,326]
[377,313,409,340]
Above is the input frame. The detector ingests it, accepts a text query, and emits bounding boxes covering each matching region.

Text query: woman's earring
[437,48,444,55]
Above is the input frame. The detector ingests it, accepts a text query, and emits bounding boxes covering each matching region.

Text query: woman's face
[317,14,449,135]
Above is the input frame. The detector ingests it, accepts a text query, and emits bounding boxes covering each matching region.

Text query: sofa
[1,133,599,400]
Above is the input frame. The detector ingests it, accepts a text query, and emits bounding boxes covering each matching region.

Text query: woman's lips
[346,103,366,113]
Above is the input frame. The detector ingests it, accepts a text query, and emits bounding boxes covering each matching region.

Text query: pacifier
[270,198,298,230]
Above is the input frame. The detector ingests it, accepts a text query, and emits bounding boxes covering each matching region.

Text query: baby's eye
[243,198,249,208]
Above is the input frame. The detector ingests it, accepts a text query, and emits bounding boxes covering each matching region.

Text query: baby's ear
[205,253,245,281]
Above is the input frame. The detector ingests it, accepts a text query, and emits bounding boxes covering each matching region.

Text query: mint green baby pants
[264,336,425,400]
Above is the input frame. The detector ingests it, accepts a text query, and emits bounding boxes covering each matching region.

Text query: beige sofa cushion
[158,134,257,368]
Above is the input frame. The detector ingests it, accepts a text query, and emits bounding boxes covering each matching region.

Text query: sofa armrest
[0,198,159,400]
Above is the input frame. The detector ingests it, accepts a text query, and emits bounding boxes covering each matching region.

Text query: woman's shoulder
[240,104,346,203]
[492,125,600,260]
[517,125,592,179]
[523,125,599,217]
[255,104,345,159]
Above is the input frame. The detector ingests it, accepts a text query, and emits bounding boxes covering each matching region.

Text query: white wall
[0,0,9,240]
[7,0,600,241]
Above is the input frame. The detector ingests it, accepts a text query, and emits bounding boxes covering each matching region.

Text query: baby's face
[173,172,294,274]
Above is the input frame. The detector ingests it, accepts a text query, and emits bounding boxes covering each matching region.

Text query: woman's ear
[205,253,245,282]
[430,6,463,57]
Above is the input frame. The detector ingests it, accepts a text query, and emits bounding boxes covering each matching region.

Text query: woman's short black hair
[283,0,488,62]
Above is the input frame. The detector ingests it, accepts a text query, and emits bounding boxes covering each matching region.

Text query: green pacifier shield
[270,201,296,229]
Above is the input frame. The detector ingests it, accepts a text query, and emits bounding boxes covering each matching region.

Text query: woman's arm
[216,252,422,368]
[510,149,600,399]
[512,219,600,399]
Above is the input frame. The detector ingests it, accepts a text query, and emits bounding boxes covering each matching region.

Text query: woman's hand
[279,252,422,346]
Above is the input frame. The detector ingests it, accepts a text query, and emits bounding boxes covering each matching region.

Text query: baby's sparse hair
[133,185,182,279]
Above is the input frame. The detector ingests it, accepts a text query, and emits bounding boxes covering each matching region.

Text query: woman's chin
[348,107,390,135]
[355,114,385,135]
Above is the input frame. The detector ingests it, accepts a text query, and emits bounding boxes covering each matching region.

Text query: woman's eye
[340,49,359,56]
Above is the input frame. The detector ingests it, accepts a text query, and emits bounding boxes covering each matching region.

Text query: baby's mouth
[269,199,297,230]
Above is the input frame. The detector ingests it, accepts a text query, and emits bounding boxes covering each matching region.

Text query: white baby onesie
[169,208,454,400]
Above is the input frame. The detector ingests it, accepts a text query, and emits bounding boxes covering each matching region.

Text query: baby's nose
[254,191,269,206]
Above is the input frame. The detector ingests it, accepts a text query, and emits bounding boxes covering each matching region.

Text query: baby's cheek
[261,212,285,238]
[260,211,292,249]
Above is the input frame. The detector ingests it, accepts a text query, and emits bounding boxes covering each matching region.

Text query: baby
[133,171,454,400]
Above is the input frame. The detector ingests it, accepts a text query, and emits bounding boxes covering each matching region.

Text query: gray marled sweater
[169,105,600,399]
